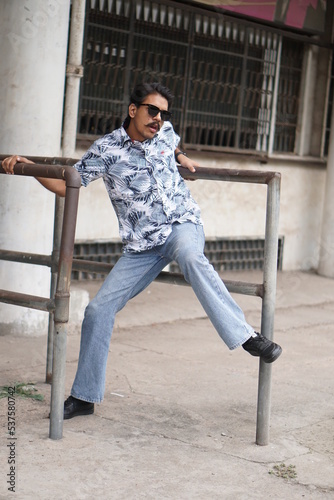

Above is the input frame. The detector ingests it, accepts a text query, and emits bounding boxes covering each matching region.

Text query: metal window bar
[0,156,280,445]
[78,0,302,155]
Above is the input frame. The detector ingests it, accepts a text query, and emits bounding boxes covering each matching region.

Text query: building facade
[0,0,333,335]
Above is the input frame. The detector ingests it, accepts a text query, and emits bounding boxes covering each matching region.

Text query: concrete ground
[0,270,333,499]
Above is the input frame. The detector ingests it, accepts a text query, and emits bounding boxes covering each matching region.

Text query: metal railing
[0,155,280,445]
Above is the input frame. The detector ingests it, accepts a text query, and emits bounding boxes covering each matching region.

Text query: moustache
[147,122,160,131]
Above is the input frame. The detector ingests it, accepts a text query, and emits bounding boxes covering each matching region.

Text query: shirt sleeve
[160,122,180,151]
[73,137,108,187]
[171,125,180,150]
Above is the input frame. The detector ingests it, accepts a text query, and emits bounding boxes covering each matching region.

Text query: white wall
[0,2,328,338]
[73,148,326,272]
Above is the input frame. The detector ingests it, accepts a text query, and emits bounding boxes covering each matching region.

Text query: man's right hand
[2,155,34,174]
[1,154,67,196]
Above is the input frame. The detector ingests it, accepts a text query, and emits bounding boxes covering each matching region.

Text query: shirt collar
[120,121,167,148]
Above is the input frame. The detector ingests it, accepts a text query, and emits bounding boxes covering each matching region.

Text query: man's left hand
[178,156,199,180]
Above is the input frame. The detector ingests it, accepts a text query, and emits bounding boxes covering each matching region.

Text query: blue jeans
[71,223,254,402]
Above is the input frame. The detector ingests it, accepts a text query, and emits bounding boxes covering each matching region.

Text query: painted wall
[0,1,328,337]
[74,148,326,272]
[194,0,327,33]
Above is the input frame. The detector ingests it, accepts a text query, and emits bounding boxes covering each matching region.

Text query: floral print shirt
[74,122,202,252]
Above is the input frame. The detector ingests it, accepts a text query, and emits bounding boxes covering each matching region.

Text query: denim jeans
[71,223,254,403]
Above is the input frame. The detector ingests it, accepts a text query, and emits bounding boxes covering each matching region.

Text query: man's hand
[179,155,199,173]
[2,155,34,174]
[176,154,199,180]
[1,154,66,196]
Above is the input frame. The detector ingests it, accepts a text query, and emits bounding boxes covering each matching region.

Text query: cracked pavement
[0,270,333,499]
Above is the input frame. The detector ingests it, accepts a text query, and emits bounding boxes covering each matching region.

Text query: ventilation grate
[170,236,284,273]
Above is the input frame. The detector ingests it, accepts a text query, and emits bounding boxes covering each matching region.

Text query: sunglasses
[137,103,172,121]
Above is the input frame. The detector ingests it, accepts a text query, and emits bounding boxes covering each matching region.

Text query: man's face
[127,93,169,142]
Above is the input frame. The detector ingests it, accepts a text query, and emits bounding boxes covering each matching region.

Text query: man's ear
[128,103,137,118]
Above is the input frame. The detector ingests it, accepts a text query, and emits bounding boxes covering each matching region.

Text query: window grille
[78,0,304,154]
[274,38,303,153]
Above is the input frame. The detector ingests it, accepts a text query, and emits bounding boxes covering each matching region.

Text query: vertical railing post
[49,181,80,440]
[46,195,65,383]
[256,173,281,445]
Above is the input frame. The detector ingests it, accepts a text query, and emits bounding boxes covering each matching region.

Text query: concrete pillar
[318,103,334,277]
[0,0,71,335]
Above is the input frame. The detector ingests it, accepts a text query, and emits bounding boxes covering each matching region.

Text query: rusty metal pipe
[256,174,281,445]
[0,161,81,440]
[0,289,55,312]
[70,259,264,297]
[46,196,64,384]
[0,154,78,166]
[0,157,280,445]
[178,165,281,184]
[0,162,82,187]
[0,249,52,267]
[0,156,280,185]
[50,179,80,440]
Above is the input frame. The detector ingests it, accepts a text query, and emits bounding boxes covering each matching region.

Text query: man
[3,82,282,420]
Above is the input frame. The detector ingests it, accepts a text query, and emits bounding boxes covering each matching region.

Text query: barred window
[77,0,318,156]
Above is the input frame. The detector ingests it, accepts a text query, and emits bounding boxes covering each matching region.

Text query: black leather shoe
[242,332,282,363]
[64,395,94,420]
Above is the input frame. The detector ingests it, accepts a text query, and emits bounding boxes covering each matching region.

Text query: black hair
[130,82,174,108]
[123,82,174,129]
